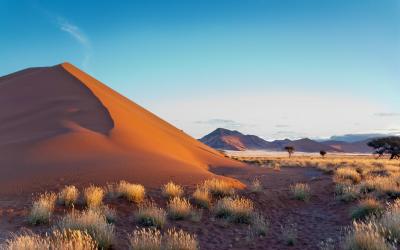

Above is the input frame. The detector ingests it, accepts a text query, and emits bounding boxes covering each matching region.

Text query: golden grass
[164,228,198,250]
[58,209,115,249]
[214,196,254,223]
[335,168,362,184]
[377,199,400,241]
[202,178,235,197]
[192,186,211,208]
[351,198,383,220]
[249,178,263,193]
[167,197,192,220]
[290,183,311,201]
[128,228,162,250]
[135,201,167,229]
[342,221,393,250]
[1,230,97,250]
[162,182,183,199]
[84,185,104,208]
[335,183,359,202]
[116,181,145,203]
[58,185,79,207]
[28,192,57,225]
[362,176,400,197]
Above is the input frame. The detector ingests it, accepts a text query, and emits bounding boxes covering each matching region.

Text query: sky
[1,0,399,140]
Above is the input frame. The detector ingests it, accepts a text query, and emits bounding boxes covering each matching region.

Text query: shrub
[162,182,184,198]
[214,196,254,223]
[116,181,145,203]
[335,184,359,202]
[28,192,57,225]
[91,205,117,223]
[1,230,97,250]
[135,201,167,229]
[351,198,383,220]
[167,197,192,220]
[192,186,211,208]
[164,228,198,250]
[249,178,262,193]
[203,179,235,197]
[84,185,104,208]
[128,228,162,250]
[342,221,393,250]
[335,168,361,184]
[280,221,298,246]
[58,185,79,207]
[290,183,311,201]
[58,209,115,249]
[250,212,269,236]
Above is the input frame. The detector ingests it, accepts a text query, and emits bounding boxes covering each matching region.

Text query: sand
[0,63,243,195]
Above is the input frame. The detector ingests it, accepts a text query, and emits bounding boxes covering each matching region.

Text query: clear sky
[1,0,399,140]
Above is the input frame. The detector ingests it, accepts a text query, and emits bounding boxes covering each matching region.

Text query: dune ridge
[0,63,243,194]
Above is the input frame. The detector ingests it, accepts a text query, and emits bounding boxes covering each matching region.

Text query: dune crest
[0,63,243,194]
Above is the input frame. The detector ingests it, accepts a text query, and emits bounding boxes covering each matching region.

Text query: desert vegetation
[58,185,79,207]
[135,201,167,229]
[84,185,105,208]
[162,181,184,198]
[116,181,145,203]
[289,183,311,201]
[28,192,57,225]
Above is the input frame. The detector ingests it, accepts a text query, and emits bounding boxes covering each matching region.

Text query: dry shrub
[58,209,115,249]
[342,221,393,250]
[28,192,57,225]
[335,168,361,184]
[164,228,198,250]
[1,230,97,250]
[335,184,359,202]
[202,178,235,197]
[162,182,183,198]
[362,176,400,197]
[378,199,400,241]
[116,181,145,203]
[290,183,311,201]
[214,196,254,223]
[351,198,383,220]
[135,201,167,229]
[128,227,162,250]
[249,178,262,193]
[192,186,211,208]
[90,205,117,223]
[167,197,192,220]
[280,221,298,246]
[84,185,104,208]
[58,185,79,207]
[249,212,269,236]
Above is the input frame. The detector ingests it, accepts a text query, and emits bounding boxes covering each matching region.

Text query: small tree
[284,146,295,158]
[320,150,327,158]
[368,137,400,160]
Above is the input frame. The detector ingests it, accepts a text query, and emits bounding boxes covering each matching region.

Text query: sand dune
[0,63,243,194]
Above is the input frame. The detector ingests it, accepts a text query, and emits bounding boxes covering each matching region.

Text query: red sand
[0,63,243,194]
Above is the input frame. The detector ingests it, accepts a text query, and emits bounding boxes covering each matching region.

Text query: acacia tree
[368,137,400,160]
[284,146,295,158]
[320,150,327,158]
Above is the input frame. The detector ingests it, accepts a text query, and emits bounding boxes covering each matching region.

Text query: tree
[284,146,295,158]
[320,150,327,158]
[367,137,400,160]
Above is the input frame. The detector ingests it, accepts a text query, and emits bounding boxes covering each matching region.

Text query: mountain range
[199,128,375,153]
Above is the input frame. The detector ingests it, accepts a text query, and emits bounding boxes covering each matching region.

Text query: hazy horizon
[1,0,399,140]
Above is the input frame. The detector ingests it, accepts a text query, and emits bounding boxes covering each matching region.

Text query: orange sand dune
[0,63,244,194]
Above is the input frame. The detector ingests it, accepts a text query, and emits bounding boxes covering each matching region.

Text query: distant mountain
[199,128,273,151]
[328,134,386,143]
[199,128,340,152]
[321,139,373,153]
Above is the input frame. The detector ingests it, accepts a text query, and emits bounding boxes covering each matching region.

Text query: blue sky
[1,0,399,139]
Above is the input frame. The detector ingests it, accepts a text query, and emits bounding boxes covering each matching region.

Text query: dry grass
[1,230,97,250]
[335,183,359,202]
[58,209,115,249]
[58,185,79,207]
[361,176,400,197]
[335,168,362,184]
[164,228,198,250]
[162,182,184,199]
[290,183,311,201]
[249,212,269,236]
[128,228,162,250]
[202,179,235,197]
[214,196,254,223]
[167,197,192,220]
[135,201,167,229]
[342,221,393,250]
[280,221,298,246]
[249,178,263,193]
[28,192,57,225]
[84,185,104,208]
[351,198,383,220]
[192,186,211,208]
[377,199,400,241]
[116,181,145,203]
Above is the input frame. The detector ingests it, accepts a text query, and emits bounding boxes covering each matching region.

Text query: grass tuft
[167,197,192,220]
[128,227,162,250]
[351,198,383,220]
[290,183,311,201]
[116,181,145,203]
[162,182,184,199]
[164,228,198,250]
[203,179,235,197]
[192,186,211,208]
[28,192,57,225]
[84,185,104,208]
[58,185,79,207]
[214,196,254,223]
[135,201,167,229]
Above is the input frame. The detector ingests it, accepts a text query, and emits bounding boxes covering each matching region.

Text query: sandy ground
[0,165,353,249]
